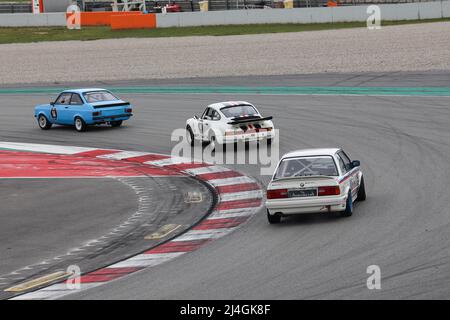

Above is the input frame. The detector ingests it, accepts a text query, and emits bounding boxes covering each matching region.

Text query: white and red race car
[265,148,366,223]
[185,101,275,150]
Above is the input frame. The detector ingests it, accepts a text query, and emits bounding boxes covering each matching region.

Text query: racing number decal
[51,106,57,120]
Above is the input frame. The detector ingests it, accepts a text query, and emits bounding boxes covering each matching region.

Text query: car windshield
[220,105,258,118]
[83,91,119,103]
[274,156,338,179]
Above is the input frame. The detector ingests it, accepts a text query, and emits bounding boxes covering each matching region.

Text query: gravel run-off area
[0,22,449,85]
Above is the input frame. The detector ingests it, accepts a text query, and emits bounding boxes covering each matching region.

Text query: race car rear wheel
[38,114,52,130]
[186,126,195,146]
[357,176,366,201]
[341,192,353,217]
[110,120,123,127]
[267,210,281,224]
[74,117,87,132]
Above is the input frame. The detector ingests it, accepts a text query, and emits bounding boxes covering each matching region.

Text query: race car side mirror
[194,115,198,120]
[352,160,360,168]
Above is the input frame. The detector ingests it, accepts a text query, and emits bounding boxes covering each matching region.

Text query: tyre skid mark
[0,142,263,300]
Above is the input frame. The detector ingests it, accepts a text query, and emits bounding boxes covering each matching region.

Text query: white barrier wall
[0,13,66,27]
[156,1,450,28]
[0,1,448,28]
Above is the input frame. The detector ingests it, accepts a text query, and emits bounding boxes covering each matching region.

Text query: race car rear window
[274,156,339,179]
[83,91,119,103]
[220,105,258,118]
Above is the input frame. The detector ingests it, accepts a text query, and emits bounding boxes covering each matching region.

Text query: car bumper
[221,131,275,144]
[92,114,132,124]
[266,194,347,215]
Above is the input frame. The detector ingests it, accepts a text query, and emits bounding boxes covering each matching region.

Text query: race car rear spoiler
[93,102,131,109]
[227,116,273,125]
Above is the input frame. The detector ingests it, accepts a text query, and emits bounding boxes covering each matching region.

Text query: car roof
[62,88,108,94]
[208,101,254,110]
[282,148,342,159]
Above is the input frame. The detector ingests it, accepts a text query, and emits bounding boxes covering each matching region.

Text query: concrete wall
[156,1,450,27]
[0,13,66,27]
[0,1,448,28]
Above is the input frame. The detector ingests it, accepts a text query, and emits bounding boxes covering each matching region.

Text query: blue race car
[34,88,133,132]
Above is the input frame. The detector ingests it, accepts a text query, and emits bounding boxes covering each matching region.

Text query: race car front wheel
[209,135,216,152]
[186,126,195,146]
[74,117,87,132]
[38,114,52,130]
[357,176,366,201]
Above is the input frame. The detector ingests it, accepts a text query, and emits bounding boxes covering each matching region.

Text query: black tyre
[209,134,216,152]
[267,138,272,145]
[74,117,87,132]
[357,176,366,201]
[341,192,353,217]
[186,126,195,146]
[38,114,52,130]
[110,120,123,127]
[267,210,281,224]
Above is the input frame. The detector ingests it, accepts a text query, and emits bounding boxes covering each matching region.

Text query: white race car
[265,148,366,223]
[186,101,275,150]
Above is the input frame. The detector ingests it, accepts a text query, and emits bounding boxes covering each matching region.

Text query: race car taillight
[267,189,288,199]
[266,127,273,131]
[125,108,132,113]
[318,186,340,196]
[92,111,101,117]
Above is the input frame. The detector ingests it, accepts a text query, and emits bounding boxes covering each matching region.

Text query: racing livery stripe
[3,142,262,300]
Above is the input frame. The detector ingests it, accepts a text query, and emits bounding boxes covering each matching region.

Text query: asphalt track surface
[1,72,449,299]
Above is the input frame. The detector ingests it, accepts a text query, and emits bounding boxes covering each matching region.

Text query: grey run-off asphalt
[1,72,449,299]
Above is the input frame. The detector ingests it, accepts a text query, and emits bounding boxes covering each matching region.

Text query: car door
[52,92,72,124]
[337,151,359,198]
[198,107,213,140]
[68,93,84,123]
